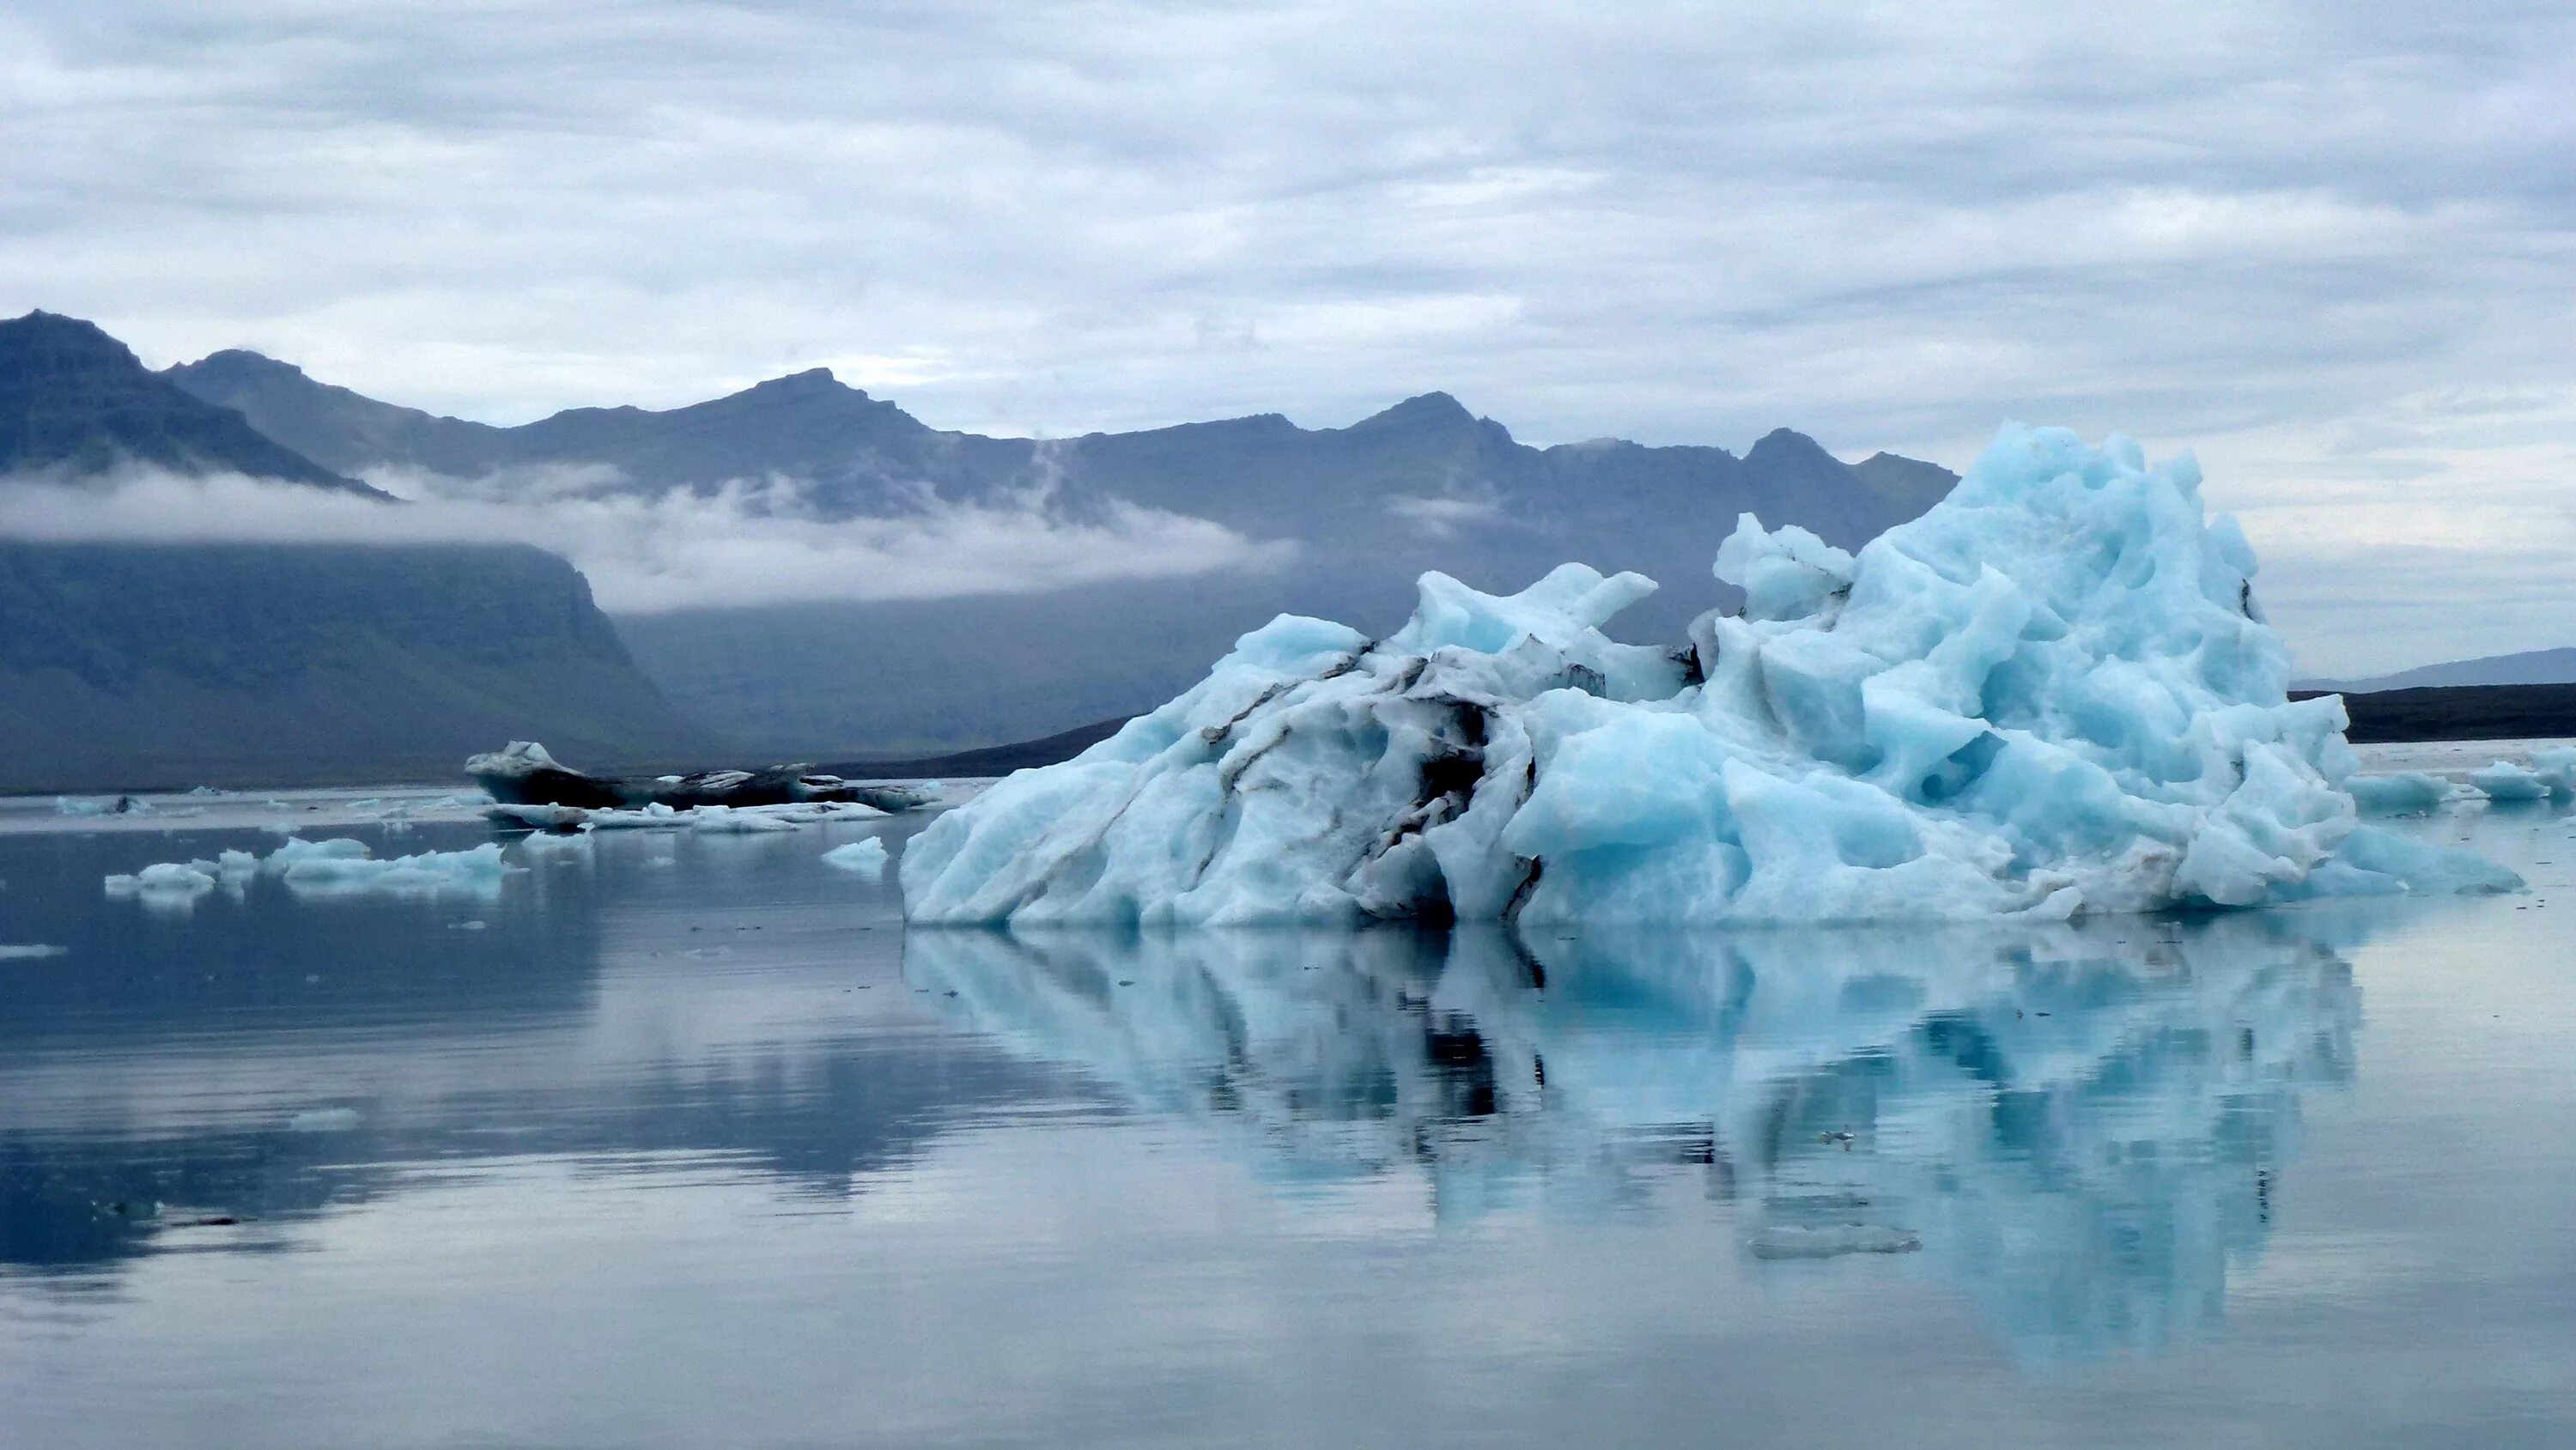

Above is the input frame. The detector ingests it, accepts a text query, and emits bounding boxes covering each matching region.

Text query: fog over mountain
[0,312,708,789]
[162,346,1959,755]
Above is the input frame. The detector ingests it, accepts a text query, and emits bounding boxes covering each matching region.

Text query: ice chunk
[285,1107,362,1133]
[104,860,218,912]
[904,426,2517,925]
[2532,746,2576,796]
[489,803,593,831]
[2347,772,2452,816]
[279,842,507,895]
[2468,761,2559,802]
[0,944,69,960]
[821,837,890,878]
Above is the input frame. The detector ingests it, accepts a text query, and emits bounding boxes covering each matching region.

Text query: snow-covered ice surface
[906,428,2516,925]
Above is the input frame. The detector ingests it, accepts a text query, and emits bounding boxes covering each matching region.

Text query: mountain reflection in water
[905,914,2359,1359]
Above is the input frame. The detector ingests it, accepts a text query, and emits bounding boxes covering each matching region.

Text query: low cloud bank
[0,470,1293,613]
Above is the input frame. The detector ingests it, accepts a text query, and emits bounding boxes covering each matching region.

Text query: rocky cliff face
[0,541,712,791]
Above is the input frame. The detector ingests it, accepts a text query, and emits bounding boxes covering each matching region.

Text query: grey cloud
[2,0,2571,672]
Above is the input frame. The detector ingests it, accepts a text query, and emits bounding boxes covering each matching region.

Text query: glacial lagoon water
[3,778,2573,1447]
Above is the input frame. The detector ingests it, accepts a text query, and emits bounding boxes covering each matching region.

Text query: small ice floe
[2347,773,2457,817]
[104,860,222,911]
[0,944,68,960]
[692,804,804,834]
[821,837,890,879]
[104,838,510,907]
[1747,1224,1924,1260]
[285,1107,362,1133]
[57,795,151,816]
[489,803,595,831]
[2469,761,2555,802]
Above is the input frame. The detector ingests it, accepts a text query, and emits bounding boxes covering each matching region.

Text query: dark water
[3,799,2573,1447]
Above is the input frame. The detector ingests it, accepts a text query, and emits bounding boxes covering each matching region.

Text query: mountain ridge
[0,312,382,494]
[163,341,1965,756]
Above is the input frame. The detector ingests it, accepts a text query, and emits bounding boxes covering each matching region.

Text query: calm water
[3,786,2573,1447]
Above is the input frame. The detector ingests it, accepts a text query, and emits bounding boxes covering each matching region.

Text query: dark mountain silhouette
[167,351,1961,755]
[2298,646,2576,695]
[0,312,379,493]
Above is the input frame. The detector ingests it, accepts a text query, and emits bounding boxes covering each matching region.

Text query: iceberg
[466,740,931,814]
[904,427,2517,925]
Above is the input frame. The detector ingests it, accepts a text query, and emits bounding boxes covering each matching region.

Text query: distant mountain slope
[1,312,379,493]
[2300,646,2576,695]
[0,542,712,792]
[166,349,1961,755]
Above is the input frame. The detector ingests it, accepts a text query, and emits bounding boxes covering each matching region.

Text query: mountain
[0,312,704,790]
[0,541,712,792]
[2299,646,2576,695]
[0,312,380,494]
[167,352,1961,755]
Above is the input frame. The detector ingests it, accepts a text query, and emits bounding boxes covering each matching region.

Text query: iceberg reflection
[905,913,2362,1358]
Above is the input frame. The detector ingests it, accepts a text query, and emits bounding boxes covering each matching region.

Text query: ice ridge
[902,426,2517,925]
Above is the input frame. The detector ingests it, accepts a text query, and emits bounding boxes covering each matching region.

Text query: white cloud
[0,470,1293,613]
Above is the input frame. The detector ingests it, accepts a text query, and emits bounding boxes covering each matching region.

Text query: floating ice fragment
[822,837,890,879]
[691,804,804,834]
[2469,761,2561,802]
[103,837,508,905]
[0,944,68,960]
[904,426,2517,925]
[285,1107,361,1133]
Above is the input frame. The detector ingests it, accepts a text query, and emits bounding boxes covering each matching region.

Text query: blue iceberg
[903,427,2516,925]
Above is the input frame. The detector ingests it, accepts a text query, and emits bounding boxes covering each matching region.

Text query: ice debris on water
[489,798,885,834]
[905,426,2521,926]
[821,837,891,879]
[0,944,69,960]
[105,837,509,908]
[285,1107,362,1133]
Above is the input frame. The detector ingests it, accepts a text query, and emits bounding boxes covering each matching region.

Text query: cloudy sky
[4,0,2572,674]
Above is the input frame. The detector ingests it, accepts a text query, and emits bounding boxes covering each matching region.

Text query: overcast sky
[4,0,2572,674]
